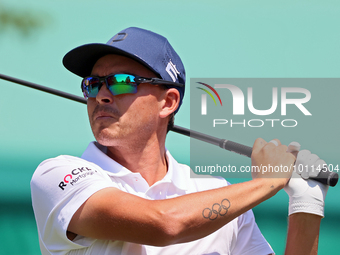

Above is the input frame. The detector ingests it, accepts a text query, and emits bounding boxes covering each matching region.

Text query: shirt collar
[163,150,188,191]
[81,142,132,177]
[81,142,188,191]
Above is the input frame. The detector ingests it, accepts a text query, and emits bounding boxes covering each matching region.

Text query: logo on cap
[166,60,180,82]
[111,33,128,43]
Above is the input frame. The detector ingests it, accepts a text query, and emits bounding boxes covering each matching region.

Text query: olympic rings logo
[202,199,231,220]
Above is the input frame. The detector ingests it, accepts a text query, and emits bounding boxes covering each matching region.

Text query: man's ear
[159,88,180,118]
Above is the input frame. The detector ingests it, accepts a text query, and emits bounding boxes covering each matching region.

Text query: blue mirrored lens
[82,74,138,98]
[107,74,137,95]
[82,77,100,98]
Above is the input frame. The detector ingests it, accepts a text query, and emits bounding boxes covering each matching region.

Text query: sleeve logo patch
[58,167,97,190]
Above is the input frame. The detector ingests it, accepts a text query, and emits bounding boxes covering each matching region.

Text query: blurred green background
[0,0,339,254]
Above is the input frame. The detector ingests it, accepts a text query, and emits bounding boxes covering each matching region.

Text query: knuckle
[280,145,288,151]
[254,137,265,145]
[262,144,272,153]
[310,153,319,160]
[299,149,311,156]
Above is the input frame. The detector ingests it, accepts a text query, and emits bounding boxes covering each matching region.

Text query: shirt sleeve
[30,155,118,255]
[231,209,274,255]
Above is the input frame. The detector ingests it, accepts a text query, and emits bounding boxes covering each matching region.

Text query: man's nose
[96,83,114,104]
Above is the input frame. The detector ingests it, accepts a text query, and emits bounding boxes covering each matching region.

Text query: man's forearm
[69,178,283,246]
[155,178,283,245]
[285,213,322,255]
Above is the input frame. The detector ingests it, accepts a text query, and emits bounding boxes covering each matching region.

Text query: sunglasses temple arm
[148,78,184,87]
[0,73,87,104]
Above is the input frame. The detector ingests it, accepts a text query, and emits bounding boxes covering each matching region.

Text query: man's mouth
[92,105,121,122]
[95,112,115,120]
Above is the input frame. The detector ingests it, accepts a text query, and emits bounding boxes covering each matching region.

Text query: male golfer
[31,27,327,255]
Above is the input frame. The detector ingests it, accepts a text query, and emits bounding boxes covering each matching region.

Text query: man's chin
[93,130,121,147]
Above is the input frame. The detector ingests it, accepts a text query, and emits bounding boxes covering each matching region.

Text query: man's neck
[106,133,168,186]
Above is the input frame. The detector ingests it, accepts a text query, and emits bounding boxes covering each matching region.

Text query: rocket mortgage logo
[58,166,97,190]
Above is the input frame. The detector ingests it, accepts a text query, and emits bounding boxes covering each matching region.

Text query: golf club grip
[310,169,339,187]
[219,140,252,158]
[172,125,338,186]
[219,140,338,187]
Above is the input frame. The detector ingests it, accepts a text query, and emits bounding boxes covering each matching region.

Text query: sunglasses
[81,73,184,99]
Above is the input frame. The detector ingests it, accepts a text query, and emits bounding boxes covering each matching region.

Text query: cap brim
[63,43,157,78]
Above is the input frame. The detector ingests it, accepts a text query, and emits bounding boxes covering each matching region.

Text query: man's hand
[284,149,329,217]
[284,146,328,255]
[251,138,296,189]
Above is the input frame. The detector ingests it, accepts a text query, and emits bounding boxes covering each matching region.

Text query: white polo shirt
[31,142,274,255]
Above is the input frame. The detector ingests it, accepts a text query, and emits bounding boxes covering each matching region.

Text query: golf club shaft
[1,73,338,186]
[171,125,253,157]
[0,73,86,104]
